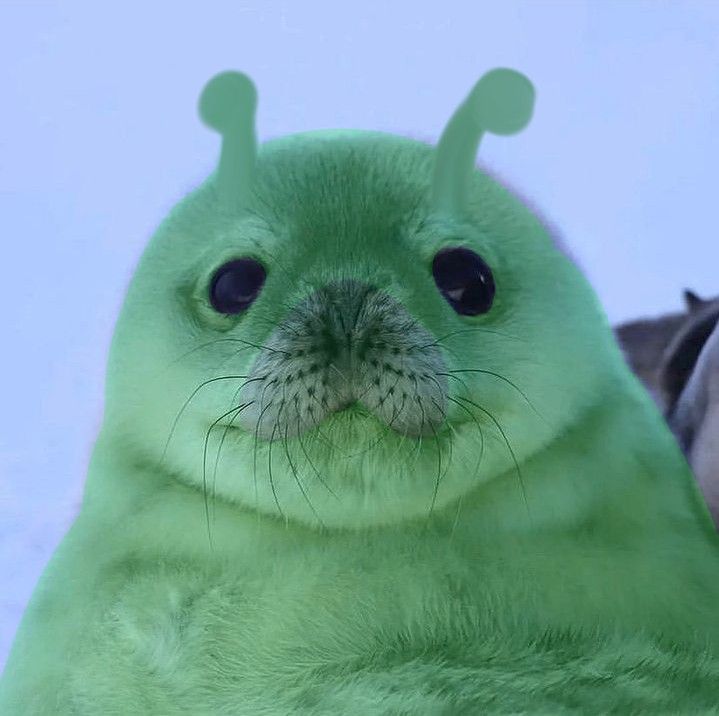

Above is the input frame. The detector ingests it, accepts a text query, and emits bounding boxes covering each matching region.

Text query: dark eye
[209,258,266,314]
[432,247,495,316]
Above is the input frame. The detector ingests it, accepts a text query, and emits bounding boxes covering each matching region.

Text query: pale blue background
[1,0,718,669]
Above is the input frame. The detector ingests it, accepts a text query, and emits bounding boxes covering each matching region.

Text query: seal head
[102,71,624,530]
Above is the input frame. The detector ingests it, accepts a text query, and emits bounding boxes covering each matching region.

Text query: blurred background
[1,0,718,668]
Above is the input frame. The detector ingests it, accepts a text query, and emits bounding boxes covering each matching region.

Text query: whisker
[253,381,276,518]
[165,339,254,367]
[431,397,454,453]
[381,354,416,462]
[281,411,326,529]
[446,395,486,480]
[210,344,258,374]
[412,395,426,477]
[448,368,544,420]
[253,314,303,338]
[293,400,341,502]
[230,337,293,357]
[436,370,470,394]
[224,374,266,419]
[420,371,447,403]
[160,374,249,466]
[444,395,486,542]
[166,335,291,372]
[426,425,442,520]
[453,394,532,524]
[305,391,343,451]
[407,374,427,464]
[202,403,251,548]
[267,405,285,523]
[210,401,254,518]
[343,371,406,458]
[411,327,528,353]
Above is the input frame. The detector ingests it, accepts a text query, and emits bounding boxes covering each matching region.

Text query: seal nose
[237,276,448,440]
[313,279,378,363]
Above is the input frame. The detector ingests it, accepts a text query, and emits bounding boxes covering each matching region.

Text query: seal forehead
[252,132,432,231]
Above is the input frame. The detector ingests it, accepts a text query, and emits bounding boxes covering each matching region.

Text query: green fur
[2,71,719,714]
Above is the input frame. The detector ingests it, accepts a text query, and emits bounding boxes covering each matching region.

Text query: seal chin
[201,401,459,529]
[212,399,404,454]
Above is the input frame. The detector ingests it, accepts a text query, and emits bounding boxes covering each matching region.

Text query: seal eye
[432,247,495,316]
[209,258,266,314]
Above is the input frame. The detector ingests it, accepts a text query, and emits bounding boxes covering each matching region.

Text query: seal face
[98,132,608,530]
[90,70,578,531]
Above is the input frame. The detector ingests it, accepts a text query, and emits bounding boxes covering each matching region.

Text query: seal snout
[234,279,448,440]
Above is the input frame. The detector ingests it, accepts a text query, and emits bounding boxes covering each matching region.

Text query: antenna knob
[199,71,257,135]
[470,68,535,136]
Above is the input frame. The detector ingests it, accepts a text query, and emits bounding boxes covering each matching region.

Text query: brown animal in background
[615,291,719,526]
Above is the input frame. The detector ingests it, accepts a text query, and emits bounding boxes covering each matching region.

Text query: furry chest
[66,550,485,710]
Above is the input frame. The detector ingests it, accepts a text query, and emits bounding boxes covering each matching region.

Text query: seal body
[3,127,719,714]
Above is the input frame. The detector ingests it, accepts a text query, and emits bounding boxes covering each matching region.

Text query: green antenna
[199,70,258,211]
[432,68,535,216]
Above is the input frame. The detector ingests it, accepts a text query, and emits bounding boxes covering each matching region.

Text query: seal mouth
[334,399,361,413]
[213,397,411,444]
